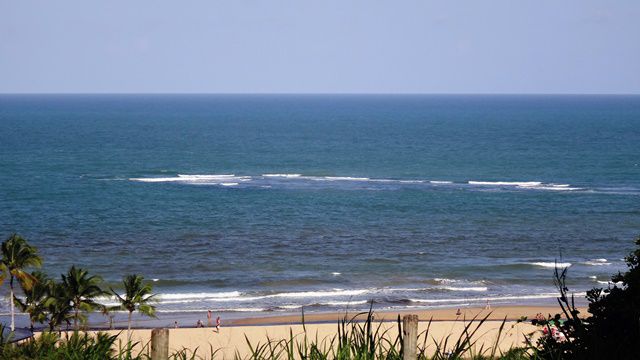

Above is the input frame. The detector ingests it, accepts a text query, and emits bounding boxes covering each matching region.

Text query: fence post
[150,328,169,360]
[403,314,419,360]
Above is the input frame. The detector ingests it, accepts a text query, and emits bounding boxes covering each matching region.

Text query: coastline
[226,305,576,326]
[4,303,580,331]
[38,305,571,358]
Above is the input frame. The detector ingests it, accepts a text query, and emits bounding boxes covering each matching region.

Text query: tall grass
[233,306,530,360]
[0,307,532,359]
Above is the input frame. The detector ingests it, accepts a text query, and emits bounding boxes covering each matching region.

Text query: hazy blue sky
[1,1,639,94]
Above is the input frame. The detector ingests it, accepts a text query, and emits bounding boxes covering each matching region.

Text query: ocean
[1,94,639,321]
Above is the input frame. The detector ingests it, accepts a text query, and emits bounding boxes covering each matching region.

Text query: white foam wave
[130,174,251,184]
[597,280,623,286]
[582,258,610,266]
[159,291,242,300]
[211,307,266,312]
[468,181,580,191]
[433,278,458,284]
[332,272,341,276]
[263,174,302,178]
[399,180,425,184]
[469,181,542,187]
[429,181,453,184]
[439,286,488,292]
[409,292,578,304]
[130,177,184,183]
[323,176,370,181]
[529,262,572,268]
[322,300,369,306]
[267,289,370,298]
[130,289,372,305]
[178,174,236,179]
[220,182,239,186]
[536,186,581,191]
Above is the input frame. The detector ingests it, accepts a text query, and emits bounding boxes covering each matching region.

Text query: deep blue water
[1,94,639,315]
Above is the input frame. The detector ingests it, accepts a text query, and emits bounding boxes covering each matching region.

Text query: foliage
[110,274,157,340]
[0,234,43,331]
[45,279,74,331]
[532,235,640,360]
[61,266,107,330]
[14,271,51,329]
[0,330,144,360]
[234,305,526,360]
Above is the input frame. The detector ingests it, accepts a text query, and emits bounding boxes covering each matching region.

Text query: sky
[1,1,639,94]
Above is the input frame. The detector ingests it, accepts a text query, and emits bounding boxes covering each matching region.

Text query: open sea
[1,94,639,322]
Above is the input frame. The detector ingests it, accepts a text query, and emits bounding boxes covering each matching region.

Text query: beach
[57,305,570,358]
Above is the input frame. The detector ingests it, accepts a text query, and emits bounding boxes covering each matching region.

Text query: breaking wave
[125,173,639,194]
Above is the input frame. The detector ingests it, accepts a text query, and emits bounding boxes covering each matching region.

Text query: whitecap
[323,176,370,181]
[469,181,542,187]
[597,280,623,286]
[212,307,267,312]
[529,262,572,268]
[433,278,458,284]
[582,259,610,266]
[409,292,582,304]
[262,174,302,178]
[439,286,488,292]
[322,300,368,306]
[158,291,242,300]
[266,289,369,298]
[130,174,251,184]
[429,181,453,184]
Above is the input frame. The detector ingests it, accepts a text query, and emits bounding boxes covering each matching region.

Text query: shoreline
[4,302,584,331]
[32,305,571,358]
[225,305,575,326]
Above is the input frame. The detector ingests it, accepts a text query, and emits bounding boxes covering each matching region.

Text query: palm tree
[45,280,73,332]
[111,274,157,341]
[14,271,51,331]
[61,265,106,330]
[0,234,43,331]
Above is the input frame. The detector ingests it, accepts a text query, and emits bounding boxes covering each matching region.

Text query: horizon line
[1,92,640,96]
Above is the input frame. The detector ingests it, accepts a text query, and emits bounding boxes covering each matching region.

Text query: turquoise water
[1,94,639,316]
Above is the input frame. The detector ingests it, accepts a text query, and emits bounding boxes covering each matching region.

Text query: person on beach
[196,319,204,328]
[207,310,212,326]
[216,316,221,333]
[174,321,179,328]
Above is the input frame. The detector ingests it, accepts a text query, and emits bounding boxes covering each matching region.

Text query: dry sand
[82,306,570,358]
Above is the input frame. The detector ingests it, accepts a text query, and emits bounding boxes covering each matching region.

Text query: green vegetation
[61,266,107,330]
[0,234,43,331]
[527,236,640,360]
[238,309,522,360]
[110,274,157,341]
[0,234,157,333]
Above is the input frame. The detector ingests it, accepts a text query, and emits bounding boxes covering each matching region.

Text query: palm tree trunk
[9,276,15,332]
[127,311,132,342]
[74,306,79,330]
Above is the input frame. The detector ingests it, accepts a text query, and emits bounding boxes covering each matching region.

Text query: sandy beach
[66,305,571,358]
